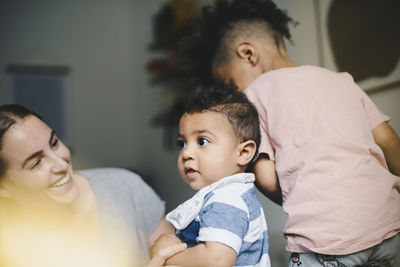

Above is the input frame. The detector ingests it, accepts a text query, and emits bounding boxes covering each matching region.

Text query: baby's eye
[176,139,186,150]
[198,137,210,146]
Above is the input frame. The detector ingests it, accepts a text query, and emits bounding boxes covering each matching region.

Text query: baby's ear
[236,42,258,66]
[237,140,257,166]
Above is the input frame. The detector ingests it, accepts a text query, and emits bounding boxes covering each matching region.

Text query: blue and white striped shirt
[167,173,271,267]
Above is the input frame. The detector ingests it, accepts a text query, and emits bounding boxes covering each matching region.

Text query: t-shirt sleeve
[355,85,390,130]
[126,170,166,238]
[197,201,248,254]
[245,87,275,161]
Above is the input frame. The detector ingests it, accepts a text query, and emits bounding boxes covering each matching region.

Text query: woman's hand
[147,243,187,267]
[150,234,182,259]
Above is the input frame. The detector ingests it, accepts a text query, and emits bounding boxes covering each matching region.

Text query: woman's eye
[31,159,41,169]
[198,137,210,146]
[51,138,59,148]
[176,140,186,150]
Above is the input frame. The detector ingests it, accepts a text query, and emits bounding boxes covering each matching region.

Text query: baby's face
[176,111,242,190]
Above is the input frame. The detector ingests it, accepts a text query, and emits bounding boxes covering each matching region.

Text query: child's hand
[150,234,182,259]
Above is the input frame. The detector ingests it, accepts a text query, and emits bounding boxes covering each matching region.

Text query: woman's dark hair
[183,85,261,156]
[181,0,296,88]
[0,104,41,178]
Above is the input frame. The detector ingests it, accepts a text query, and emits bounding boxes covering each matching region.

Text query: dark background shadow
[327,0,400,83]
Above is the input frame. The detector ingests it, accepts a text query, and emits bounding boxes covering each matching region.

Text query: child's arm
[165,241,237,267]
[373,121,400,176]
[253,154,282,205]
[152,235,236,267]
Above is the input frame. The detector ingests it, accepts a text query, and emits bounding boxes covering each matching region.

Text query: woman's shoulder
[78,168,146,189]
[79,167,140,179]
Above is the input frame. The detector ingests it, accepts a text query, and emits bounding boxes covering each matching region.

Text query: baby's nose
[181,146,195,161]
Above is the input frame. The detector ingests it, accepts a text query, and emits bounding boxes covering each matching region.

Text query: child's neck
[261,44,296,72]
[264,54,296,73]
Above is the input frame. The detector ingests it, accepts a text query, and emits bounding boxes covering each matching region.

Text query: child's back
[245,64,400,254]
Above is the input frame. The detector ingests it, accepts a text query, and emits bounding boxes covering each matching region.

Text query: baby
[151,86,270,267]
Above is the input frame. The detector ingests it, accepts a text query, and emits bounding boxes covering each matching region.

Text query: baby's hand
[150,234,182,259]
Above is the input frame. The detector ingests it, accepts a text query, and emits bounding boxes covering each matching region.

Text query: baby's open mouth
[185,168,198,174]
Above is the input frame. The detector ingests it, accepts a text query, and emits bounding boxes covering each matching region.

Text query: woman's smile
[49,173,72,188]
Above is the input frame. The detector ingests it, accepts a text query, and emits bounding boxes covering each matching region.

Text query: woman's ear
[237,140,257,167]
[236,42,258,66]
[0,184,12,199]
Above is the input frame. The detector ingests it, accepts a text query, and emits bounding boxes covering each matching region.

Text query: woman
[0,104,183,267]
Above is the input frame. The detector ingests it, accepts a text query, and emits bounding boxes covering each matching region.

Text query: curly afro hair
[180,0,296,88]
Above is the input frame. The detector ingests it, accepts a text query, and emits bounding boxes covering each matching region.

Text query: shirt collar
[166,173,255,230]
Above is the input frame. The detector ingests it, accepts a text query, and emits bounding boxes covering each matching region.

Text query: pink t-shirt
[245,65,400,255]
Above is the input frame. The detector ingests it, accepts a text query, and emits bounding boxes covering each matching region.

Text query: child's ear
[237,140,257,167]
[236,42,258,66]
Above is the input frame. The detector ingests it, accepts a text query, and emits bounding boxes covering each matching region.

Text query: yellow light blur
[0,211,134,267]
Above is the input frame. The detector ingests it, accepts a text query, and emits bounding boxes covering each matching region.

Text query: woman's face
[0,115,79,212]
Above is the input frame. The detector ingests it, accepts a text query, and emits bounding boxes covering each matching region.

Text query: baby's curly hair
[181,0,295,88]
[183,85,260,152]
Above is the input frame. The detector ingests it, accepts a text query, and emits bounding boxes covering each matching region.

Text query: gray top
[79,168,165,266]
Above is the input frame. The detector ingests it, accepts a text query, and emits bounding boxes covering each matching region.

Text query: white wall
[0,0,195,209]
[1,0,140,167]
